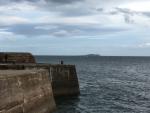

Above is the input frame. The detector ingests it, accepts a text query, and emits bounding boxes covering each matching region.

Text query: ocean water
[35,56,150,113]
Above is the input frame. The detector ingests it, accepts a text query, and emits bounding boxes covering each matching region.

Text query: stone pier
[0,64,80,97]
[0,52,80,113]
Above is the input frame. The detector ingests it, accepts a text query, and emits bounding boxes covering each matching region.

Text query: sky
[0,0,150,56]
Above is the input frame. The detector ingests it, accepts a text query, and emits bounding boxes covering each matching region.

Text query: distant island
[84,54,101,57]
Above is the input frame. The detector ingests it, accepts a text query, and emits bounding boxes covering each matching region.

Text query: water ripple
[36,56,150,113]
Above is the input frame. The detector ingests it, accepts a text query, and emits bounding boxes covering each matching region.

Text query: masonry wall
[0,52,36,63]
[18,64,80,96]
[0,69,56,113]
[49,65,80,96]
[0,64,80,97]
[0,52,80,113]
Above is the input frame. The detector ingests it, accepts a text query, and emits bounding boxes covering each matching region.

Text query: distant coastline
[84,54,101,57]
[35,54,101,57]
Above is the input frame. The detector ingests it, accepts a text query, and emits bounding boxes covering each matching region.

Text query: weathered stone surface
[0,64,80,96]
[0,52,80,113]
[0,69,56,113]
[0,52,36,63]
[49,65,80,96]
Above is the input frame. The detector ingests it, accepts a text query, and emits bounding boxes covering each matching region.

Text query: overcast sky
[0,0,150,56]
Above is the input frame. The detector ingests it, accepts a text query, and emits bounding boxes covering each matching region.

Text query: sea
[35,56,150,113]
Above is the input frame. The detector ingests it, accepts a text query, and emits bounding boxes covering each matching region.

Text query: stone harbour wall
[0,52,36,63]
[49,65,80,96]
[0,69,56,113]
[0,52,80,113]
[0,64,80,97]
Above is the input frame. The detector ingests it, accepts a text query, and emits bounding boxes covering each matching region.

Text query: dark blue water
[35,56,150,113]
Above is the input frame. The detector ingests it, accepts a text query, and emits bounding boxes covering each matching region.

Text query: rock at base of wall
[0,69,56,113]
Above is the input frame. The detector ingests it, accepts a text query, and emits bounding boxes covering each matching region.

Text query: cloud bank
[0,0,150,55]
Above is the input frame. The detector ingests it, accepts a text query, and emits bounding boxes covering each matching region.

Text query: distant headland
[84,54,101,57]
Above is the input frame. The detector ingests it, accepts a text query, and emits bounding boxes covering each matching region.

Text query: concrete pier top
[0,69,39,76]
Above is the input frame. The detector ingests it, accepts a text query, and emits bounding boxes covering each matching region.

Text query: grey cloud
[7,24,51,37]
[4,23,128,37]
[124,15,134,24]
[0,0,148,7]
[115,8,135,15]
[0,0,141,18]
[58,6,95,17]
[115,7,150,23]
[142,12,150,17]
[12,0,39,2]
[0,0,135,38]
[109,11,118,15]
[42,0,94,17]
[115,7,150,17]
[115,8,136,24]
[0,0,40,4]
[0,0,100,17]
[96,8,103,12]
[0,0,83,5]
[46,0,83,4]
